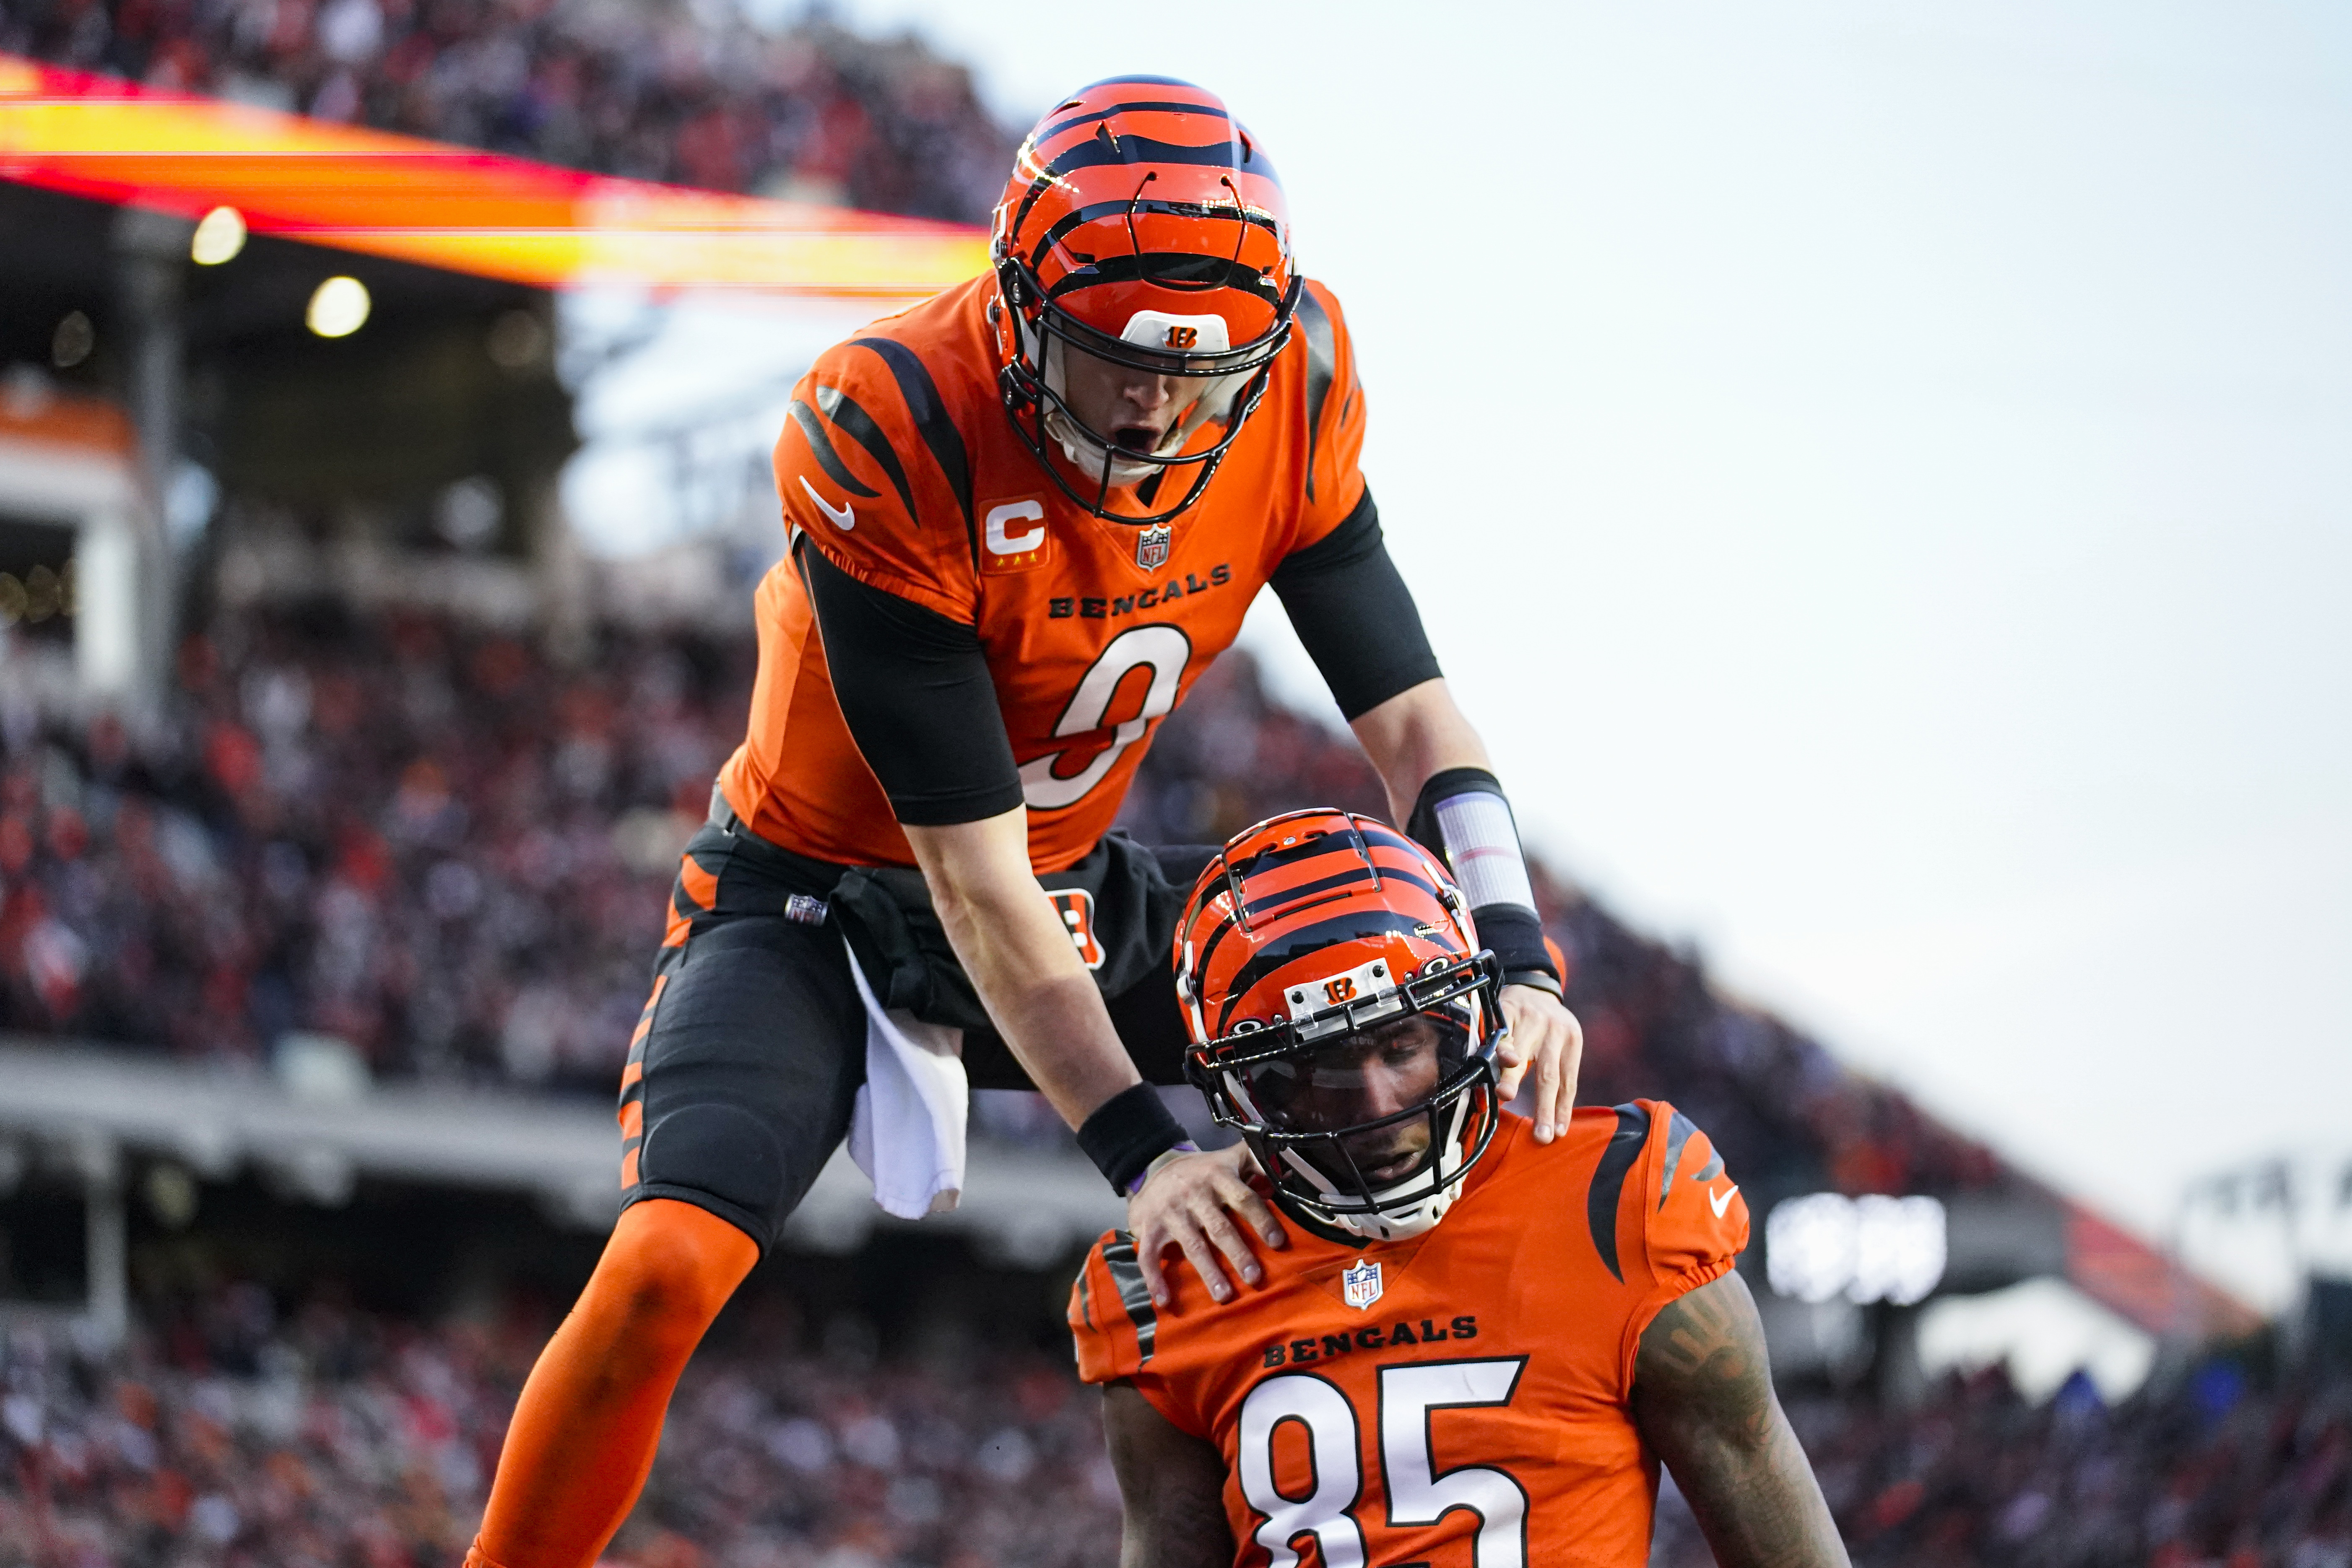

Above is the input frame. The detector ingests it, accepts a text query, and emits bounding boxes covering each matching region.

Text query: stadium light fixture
[306,276,370,338]
[190,204,245,265]
[1766,1192,1947,1306]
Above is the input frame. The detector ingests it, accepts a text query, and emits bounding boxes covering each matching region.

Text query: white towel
[844,938,969,1218]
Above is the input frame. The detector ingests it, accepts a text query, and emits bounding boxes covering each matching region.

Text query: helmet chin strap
[1029,319,1253,502]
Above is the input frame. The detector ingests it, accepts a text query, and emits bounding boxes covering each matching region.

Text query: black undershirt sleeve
[1269,487,1444,722]
[798,539,1026,827]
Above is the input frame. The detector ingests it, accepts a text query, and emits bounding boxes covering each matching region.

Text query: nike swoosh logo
[798,474,854,531]
[1709,1184,1739,1218]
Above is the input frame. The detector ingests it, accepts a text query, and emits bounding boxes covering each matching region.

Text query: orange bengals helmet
[1175,810,1507,1242]
[990,77,1301,526]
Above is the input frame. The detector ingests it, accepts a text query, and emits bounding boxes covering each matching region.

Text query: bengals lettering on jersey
[1069,1102,1750,1568]
[715,275,1369,875]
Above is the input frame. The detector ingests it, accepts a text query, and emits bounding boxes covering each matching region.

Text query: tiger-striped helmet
[1175,810,1507,1242]
[990,77,1301,525]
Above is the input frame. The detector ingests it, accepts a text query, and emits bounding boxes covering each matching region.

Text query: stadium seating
[0,606,748,1091]
[0,600,2006,1207]
[0,1273,2339,1568]
[0,0,1013,221]
[6,13,2308,1563]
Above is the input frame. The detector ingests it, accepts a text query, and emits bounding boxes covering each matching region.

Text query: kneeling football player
[1071,810,1850,1568]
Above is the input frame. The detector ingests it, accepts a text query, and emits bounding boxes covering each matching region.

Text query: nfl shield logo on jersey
[1342,1258,1383,1311]
[1135,524,1172,569]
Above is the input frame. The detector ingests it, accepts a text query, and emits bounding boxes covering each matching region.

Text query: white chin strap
[1029,309,1252,493]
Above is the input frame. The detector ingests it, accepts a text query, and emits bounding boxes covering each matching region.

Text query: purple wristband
[1125,1140,1201,1197]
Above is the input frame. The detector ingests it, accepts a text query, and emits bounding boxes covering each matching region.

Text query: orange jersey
[716,273,1369,874]
[1069,1102,1752,1568]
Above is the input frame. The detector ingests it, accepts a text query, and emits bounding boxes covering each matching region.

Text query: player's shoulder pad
[785,330,978,542]
[1292,278,1356,429]
[1583,1099,1748,1286]
[776,335,984,621]
[1285,278,1367,523]
[1068,1228,1163,1386]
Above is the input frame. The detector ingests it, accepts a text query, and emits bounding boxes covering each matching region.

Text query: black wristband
[1470,903,1558,987]
[1076,1083,1188,1196]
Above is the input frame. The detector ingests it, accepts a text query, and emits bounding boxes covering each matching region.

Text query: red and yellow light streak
[0,54,989,299]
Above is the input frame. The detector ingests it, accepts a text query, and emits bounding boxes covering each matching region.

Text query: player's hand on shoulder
[1126,1142,1288,1309]
[1495,984,1583,1143]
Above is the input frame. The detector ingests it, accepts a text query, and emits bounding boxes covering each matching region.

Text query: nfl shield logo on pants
[1135,525,1172,569]
[1342,1259,1383,1311]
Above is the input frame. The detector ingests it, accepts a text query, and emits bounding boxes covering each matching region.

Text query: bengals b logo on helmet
[1164,325,1199,349]
[1172,808,1511,1243]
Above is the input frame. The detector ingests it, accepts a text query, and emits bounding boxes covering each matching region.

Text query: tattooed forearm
[1103,1383,1234,1568]
[1631,1272,1852,1568]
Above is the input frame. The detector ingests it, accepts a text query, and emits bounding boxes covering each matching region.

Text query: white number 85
[1236,1358,1531,1568]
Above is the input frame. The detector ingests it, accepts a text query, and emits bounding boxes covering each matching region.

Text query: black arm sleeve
[798,539,1026,827]
[1269,487,1443,721]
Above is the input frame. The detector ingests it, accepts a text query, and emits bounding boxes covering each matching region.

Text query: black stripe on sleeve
[1658,1110,1700,1211]
[797,540,1023,826]
[1588,1103,1653,1283]
[850,337,976,562]
[1270,488,1444,721]
[1101,1231,1159,1363]
[786,399,879,498]
[1294,287,1338,502]
[815,384,916,524]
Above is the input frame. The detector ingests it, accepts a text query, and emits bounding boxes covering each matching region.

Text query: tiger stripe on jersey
[1296,288,1338,502]
[849,336,975,558]
[813,384,917,523]
[1100,1231,1159,1362]
[785,399,878,499]
[1658,1109,1714,1210]
[1587,1102,1652,1282]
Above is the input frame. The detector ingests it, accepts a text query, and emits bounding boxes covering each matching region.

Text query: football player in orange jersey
[1071,812,1848,1568]
[465,79,1586,1568]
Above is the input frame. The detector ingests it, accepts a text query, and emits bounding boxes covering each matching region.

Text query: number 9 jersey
[717,272,1372,875]
[1069,1103,1753,1568]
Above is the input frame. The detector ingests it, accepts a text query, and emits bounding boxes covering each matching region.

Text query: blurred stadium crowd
[0,1279,2343,1568]
[0,600,2004,1203]
[0,608,749,1093]
[0,1281,1122,1568]
[0,0,1014,221]
[7,10,2307,1568]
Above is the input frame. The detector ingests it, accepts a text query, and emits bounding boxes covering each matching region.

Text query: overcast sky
[735,1,2352,1246]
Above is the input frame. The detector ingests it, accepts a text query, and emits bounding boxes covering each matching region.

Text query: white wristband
[1433,790,1538,914]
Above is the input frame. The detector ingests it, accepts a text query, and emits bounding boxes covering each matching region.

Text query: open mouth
[1344,1141,1426,1187]
[1110,423,1162,454]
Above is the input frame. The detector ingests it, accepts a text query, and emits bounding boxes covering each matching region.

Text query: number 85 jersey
[717,273,1370,875]
[1070,1104,1752,1568]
